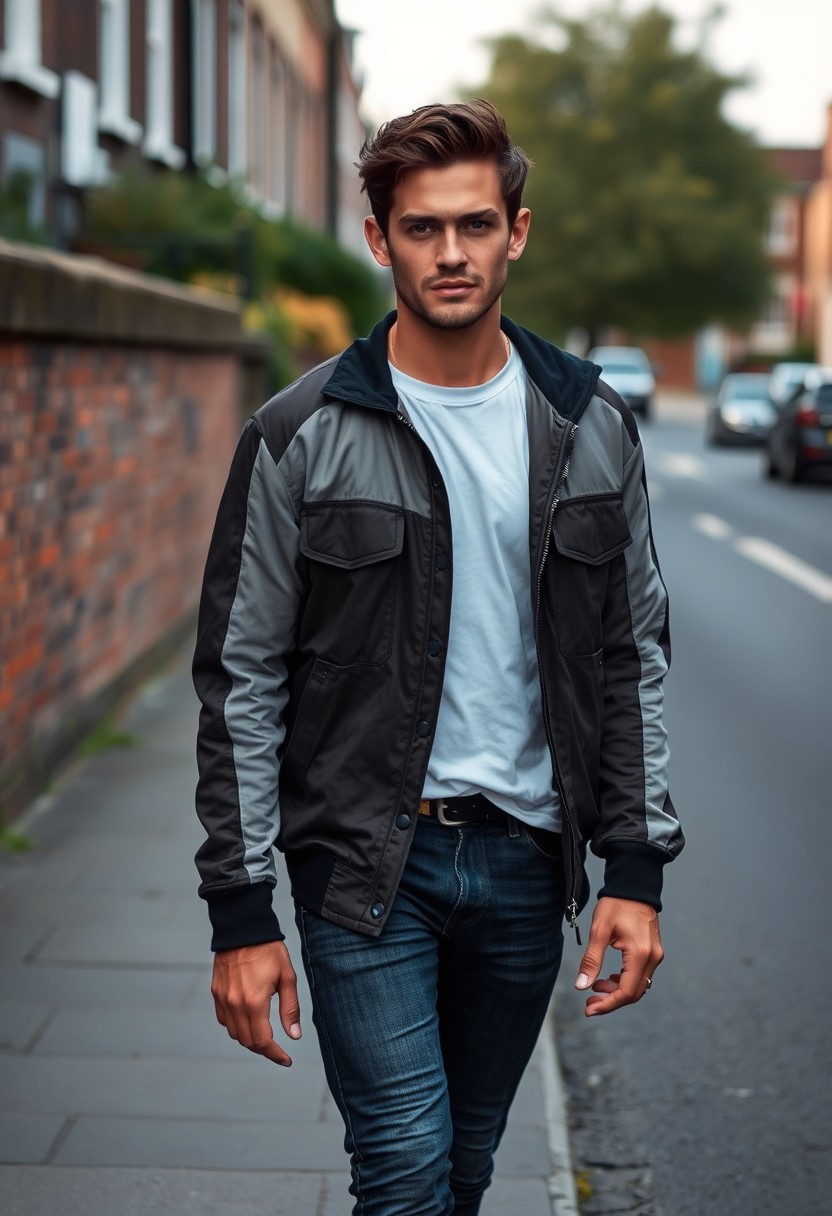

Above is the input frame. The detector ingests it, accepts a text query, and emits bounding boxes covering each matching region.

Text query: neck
[389,304,507,387]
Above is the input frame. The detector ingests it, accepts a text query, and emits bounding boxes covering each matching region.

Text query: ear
[507,208,531,262]
[364,216,392,268]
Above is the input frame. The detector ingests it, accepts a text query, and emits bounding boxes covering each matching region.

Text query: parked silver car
[707,373,777,446]
[588,346,656,420]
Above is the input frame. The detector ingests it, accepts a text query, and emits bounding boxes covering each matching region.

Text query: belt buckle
[436,800,469,826]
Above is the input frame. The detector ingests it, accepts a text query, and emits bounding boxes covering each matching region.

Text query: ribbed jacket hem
[205,883,284,952]
[598,839,669,911]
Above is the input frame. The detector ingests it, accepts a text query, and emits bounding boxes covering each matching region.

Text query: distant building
[748,145,823,357]
[0,0,369,254]
[804,105,832,365]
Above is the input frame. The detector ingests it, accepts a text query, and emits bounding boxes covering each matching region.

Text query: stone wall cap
[0,238,245,348]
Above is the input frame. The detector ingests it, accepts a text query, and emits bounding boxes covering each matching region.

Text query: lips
[431,281,477,296]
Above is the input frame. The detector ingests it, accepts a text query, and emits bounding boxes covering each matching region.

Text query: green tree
[474,3,778,345]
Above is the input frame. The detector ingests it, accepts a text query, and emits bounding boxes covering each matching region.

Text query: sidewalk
[0,649,578,1216]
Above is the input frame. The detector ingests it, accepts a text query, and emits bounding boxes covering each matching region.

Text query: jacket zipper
[533,421,584,944]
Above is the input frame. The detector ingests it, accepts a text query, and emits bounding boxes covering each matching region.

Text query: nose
[437,226,466,270]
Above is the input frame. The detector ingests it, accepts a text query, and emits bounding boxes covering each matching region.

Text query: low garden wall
[0,240,269,821]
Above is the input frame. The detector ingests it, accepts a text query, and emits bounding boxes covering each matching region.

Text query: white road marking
[689,515,832,604]
[655,452,708,480]
[693,513,735,541]
[733,537,832,604]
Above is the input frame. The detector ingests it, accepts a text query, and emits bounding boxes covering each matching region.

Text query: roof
[767,147,824,188]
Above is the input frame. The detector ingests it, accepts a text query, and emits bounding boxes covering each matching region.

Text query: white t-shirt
[390,342,561,832]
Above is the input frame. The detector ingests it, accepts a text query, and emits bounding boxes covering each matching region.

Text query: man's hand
[211,940,301,1066]
[574,897,663,1016]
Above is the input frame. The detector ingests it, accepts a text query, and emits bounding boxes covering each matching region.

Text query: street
[556,393,832,1216]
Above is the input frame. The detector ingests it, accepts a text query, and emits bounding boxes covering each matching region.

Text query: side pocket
[282,661,331,794]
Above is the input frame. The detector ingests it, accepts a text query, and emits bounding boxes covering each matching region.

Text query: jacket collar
[322,310,601,422]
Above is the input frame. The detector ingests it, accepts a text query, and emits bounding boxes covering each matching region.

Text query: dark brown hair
[357,100,531,236]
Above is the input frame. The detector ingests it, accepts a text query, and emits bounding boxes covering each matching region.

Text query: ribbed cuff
[597,840,668,911]
[205,883,284,952]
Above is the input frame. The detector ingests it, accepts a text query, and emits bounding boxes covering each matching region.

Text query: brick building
[0,0,368,251]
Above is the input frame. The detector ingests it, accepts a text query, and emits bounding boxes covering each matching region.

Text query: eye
[468,219,490,231]
[408,223,433,236]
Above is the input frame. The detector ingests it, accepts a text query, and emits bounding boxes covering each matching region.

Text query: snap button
[370,902,385,919]
[435,554,448,570]
[396,813,411,829]
[428,640,442,656]
[415,721,429,737]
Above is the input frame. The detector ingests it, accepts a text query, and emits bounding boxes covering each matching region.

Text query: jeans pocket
[519,825,563,861]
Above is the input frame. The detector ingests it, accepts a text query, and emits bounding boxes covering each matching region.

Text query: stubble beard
[391,260,509,331]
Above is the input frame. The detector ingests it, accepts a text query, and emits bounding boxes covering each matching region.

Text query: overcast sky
[334,0,831,148]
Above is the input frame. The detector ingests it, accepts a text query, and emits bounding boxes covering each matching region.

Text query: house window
[228,0,247,179]
[99,0,142,143]
[250,21,266,196]
[2,132,47,232]
[767,198,796,256]
[269,50,287,213]
[0,0,60,97]
[192,0,217,165]
[143,0,185,167]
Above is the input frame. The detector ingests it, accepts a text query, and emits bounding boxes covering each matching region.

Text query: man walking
[194,100,683,1216]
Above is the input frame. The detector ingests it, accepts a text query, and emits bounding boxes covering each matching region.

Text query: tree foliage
[473,3,778,343]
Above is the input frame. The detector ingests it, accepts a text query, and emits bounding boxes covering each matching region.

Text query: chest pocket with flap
[298,501,405,667]
[551,494,632,657]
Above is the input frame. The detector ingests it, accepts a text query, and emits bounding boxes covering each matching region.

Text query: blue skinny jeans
[295,813,566,1215]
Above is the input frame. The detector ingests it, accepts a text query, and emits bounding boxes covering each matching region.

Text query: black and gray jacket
[194,311,684,951]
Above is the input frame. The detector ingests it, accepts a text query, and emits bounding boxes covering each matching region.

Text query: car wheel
[784,444,806,484]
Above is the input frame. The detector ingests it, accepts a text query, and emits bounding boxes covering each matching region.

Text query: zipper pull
[568,899,582,946]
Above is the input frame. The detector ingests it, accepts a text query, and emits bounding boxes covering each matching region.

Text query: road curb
[536,1002,580,1216]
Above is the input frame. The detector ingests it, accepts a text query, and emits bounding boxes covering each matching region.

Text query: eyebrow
[396,207,502,226]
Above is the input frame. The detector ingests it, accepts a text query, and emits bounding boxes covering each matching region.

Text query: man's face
[364,159,530,330]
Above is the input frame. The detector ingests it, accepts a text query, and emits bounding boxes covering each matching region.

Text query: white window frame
[192,0,217,165]
[268,49,287,214]
[227,0,247,180]
[0,0,60,97]
[143,0,185,168]
[767,197,797,257]
[99,0,142,143]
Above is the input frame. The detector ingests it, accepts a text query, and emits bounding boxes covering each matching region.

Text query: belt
[418,794,507,826]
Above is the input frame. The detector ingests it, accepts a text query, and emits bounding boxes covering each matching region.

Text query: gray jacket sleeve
[193,418,304,950]
[594,433,684,908]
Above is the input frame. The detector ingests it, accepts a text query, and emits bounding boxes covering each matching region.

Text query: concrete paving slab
[0,1165,324,1216]
[0,1000,53,1051]
[1,1055,327,1121]
[32,923,208,967]
[480,1175,553,1216]
[0,890,178,930]
[30,1005,325,1066]
[0,965,197,1008]
[0,1114,66,1163]
[488,1121,550,1175]
[53,1115,346,1169]
[0,924,54,964]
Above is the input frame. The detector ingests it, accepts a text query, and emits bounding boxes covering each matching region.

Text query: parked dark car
[765,368,832,482]
[707,373,777,446]
[767,360,819,408]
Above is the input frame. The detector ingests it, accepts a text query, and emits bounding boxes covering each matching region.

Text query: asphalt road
[555,393,832,1216]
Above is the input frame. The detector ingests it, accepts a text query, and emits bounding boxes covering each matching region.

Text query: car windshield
[591,348,650,371]
[723,377,770,400]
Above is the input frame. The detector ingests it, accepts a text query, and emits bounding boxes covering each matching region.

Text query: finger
[590,976,620,994]
[575,928,611,991]
[276,964,302,1041]
[242,1005,294,1067]
[585,968,643,1016]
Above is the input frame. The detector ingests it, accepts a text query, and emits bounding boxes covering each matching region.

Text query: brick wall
[0,241,265,820]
